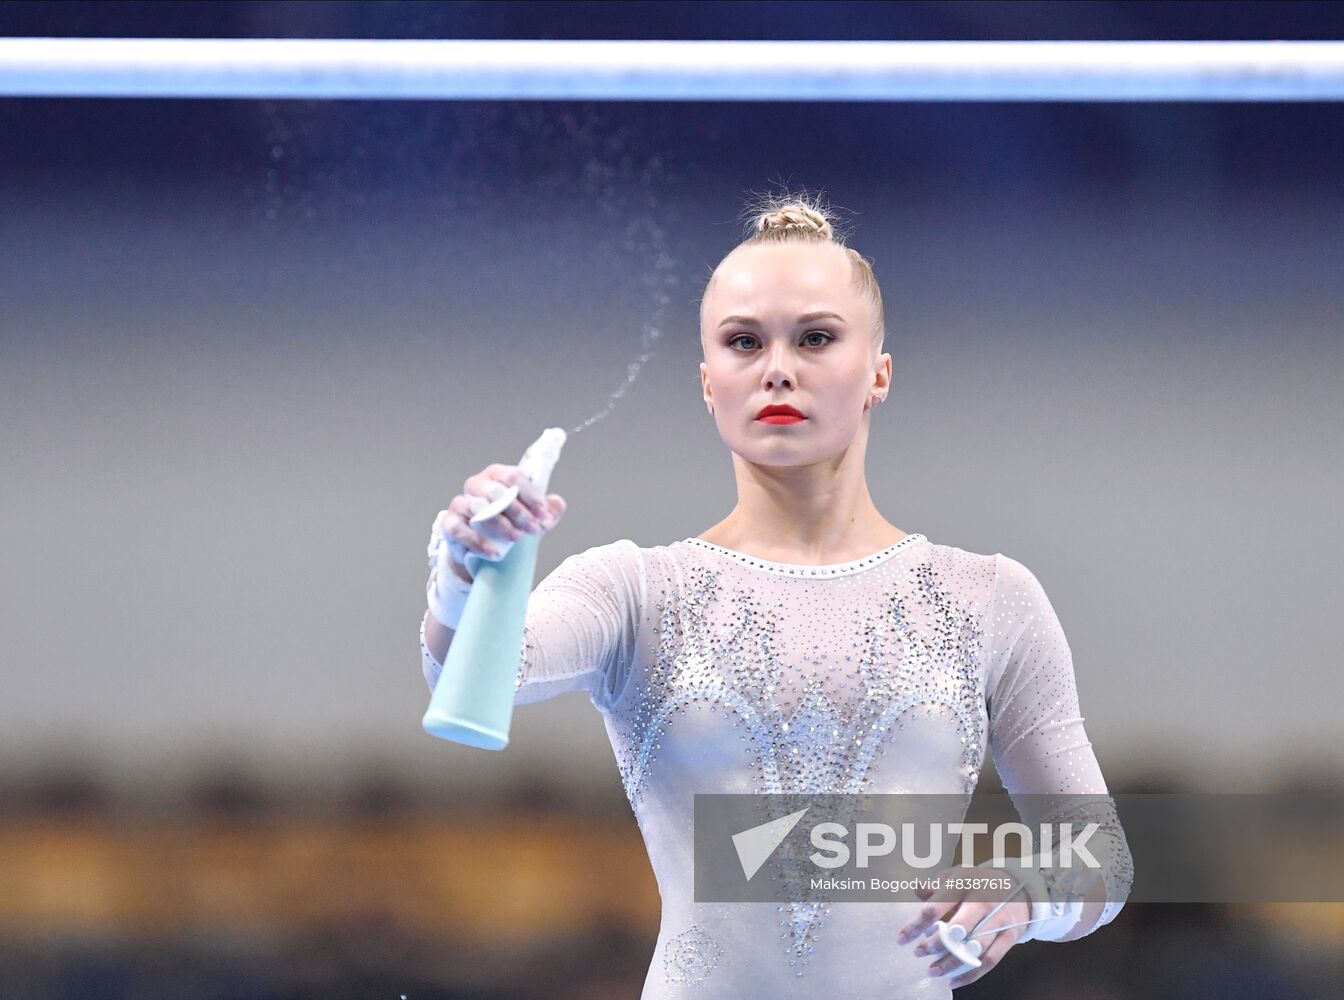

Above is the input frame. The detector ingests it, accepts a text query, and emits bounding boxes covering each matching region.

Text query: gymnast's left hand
[896,865,1031,988]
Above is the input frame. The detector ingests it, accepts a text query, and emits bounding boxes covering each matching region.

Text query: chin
[715,420,859,465]
[727,442,847,469]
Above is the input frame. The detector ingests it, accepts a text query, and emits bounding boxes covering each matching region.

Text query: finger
[897,881,973,946]
[913,901,990,957]
[449,494,498,532]
[488,516,527,542]
[502,467,549,519]
[466,468,553,527]
[546,494,566,522]
[465,495,529,540]
[464,472,513,506]
[926,900,1023,979]
[463,493,535,538]
[467,470,547,525]
[497,497,545,535]
[899,872,972,944]
[432,508,453,537]
[927,939,979,979]
[527,496,563,531]
[897,898,958,946]
[917,922,975,969]
[924,923,985,979]
[445,515,502,559]
[947,924,1018,988]
[446,511,498,554]
[458,480,530,537]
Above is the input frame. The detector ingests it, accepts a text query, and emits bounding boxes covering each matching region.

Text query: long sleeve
[421,539,643,712]
[985,553,1133,935]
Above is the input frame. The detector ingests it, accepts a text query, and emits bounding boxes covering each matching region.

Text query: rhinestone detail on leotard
[612,534,987,978]
[683,532,925,578]
[663,925,722,986]
[420,532,1135,992]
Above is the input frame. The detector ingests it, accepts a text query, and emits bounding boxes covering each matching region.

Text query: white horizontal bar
[1,38,1343,101]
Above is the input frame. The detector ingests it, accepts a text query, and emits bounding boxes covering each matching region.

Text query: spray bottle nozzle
[468,427,568,528]
[518,427,567,495]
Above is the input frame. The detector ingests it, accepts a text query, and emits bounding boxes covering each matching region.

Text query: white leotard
[421,533,1132,998]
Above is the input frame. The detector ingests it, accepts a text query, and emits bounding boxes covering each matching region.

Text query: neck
[703,428,905,563]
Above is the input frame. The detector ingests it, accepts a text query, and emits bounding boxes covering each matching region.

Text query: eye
[726,331,835,350]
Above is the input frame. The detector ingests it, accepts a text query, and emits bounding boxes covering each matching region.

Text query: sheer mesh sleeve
[986,553,1133,935]
[421,539,643,712]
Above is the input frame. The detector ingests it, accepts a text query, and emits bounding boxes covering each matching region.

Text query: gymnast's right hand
[429,464,567,582]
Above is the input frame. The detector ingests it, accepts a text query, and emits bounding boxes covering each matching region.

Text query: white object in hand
[931,920,985,978]
[468,427,568,528]
[462,427,567,575]
[426,427,569,628]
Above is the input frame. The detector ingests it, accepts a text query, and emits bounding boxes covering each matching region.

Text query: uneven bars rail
[1,38,1343,101]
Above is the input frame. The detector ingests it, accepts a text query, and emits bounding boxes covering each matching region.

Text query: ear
[700,361,713,410]
[872,351,892,397]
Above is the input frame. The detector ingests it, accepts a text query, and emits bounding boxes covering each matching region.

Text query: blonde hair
[700,188,886,350]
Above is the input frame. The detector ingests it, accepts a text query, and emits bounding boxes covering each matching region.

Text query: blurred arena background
[1,2,1342,997]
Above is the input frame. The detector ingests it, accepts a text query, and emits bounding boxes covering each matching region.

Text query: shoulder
[537,538,652,601]
[564,537,644,563]
[916,537,1000,607]
[542,537,645,579]
[924,537,997,571]
[989,551,1054,618]
[920,539,1047,600]
[567,537,718,601]
[912,540,1063,640]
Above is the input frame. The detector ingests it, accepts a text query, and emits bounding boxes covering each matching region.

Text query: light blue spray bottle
[421,427,567,750]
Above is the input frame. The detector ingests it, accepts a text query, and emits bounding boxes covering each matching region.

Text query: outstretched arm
[421,540,642,710]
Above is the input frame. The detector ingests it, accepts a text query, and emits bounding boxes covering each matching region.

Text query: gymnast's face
[699,242,890,469]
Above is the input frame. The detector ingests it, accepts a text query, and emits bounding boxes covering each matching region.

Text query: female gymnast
[420,193,1132,997]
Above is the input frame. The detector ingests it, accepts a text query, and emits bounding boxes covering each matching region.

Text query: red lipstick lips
[756,404,806,424]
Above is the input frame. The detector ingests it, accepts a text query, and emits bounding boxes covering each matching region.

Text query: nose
[761,344,796,391]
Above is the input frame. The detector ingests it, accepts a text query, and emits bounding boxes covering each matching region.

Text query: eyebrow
[717,311,846,329]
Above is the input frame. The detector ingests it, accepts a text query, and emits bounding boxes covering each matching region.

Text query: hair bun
[755,203,833,240]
